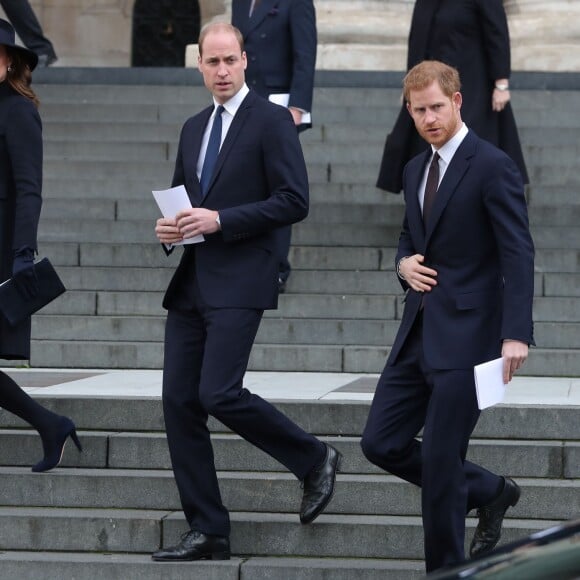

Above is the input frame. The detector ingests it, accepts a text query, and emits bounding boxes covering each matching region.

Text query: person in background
[232,0,317,293]
[0,18,80,472]
[377,0,527,194]
[361,60,534,573]
[0,0,57,67]
[151,23,339,563]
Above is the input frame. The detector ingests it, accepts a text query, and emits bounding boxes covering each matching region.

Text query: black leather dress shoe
[470,477,521,558]
[278,277,287,294]
[151,530,230,561]
[300,443,341,524]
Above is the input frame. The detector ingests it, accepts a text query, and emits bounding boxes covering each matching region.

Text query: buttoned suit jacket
[232,0,316,120]
[389,129,534,370]
[162,90,309,311]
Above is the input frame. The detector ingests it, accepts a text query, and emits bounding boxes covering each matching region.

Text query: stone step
[34,83,580,110]
[40,200,406,226]
[41,138,579,170]
[37,218,401,246]
[1,431,574,480]
[2,396,578,440]
[41,158,580,187]
[0,552,425,580]
[0,467,577,520]
[29,315,580,349]
[34,266,404,294]
[336,345,580,377]
[0,503,565,558]
[36,290,580,323]
[21,339,580,376]
[0,552,241,580]
[44,140,170,162]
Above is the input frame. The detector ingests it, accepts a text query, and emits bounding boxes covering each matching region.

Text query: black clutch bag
[0,258,66,326]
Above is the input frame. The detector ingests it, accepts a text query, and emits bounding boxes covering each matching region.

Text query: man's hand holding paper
[152,185,205,246]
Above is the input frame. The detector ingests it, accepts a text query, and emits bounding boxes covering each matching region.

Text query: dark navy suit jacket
[163,90,309,311]
[232,0,316,116]
[389,130,534,370]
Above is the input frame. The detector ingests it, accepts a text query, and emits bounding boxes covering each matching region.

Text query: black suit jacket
[232,0,317,120]
[389,130,534,370]
[163,90,309,311]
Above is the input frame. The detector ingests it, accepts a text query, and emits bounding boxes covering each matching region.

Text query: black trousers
[1,0,56,57]
[361,313,502,572]
[162,276,325,536]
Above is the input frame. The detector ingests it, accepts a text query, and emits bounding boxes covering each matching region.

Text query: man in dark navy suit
[361,60,534,573]
[232,0,317,292]
[151,22,339,563]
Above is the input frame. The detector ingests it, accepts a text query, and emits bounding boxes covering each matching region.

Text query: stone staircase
[1,68,579,575]
[16,73,580,377]
[0,390,578,578]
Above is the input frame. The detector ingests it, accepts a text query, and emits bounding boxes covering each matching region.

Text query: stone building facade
[1,0,578,71]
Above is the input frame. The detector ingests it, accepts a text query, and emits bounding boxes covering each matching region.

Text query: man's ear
[453,91,462,109]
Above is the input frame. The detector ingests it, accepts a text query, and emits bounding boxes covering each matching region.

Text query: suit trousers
[162,276,325,537]
[361,313,502,572]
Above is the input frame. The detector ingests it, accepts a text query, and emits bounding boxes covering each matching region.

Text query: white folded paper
[152,185,204,245]
[474,357,506,410]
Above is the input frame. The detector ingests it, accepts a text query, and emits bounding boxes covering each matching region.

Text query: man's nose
[425,109,437,123]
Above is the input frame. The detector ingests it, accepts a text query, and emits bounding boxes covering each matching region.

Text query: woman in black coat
[377,0,528,193]
[0,18,81,471]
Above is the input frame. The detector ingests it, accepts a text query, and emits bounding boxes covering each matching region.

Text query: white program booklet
[474,357,506,410]
[152,185,204,245]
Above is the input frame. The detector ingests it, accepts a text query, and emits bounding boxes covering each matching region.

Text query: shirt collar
[213,83,249,117]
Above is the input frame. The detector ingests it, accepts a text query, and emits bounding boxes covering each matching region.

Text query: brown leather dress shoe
[152,530,230,561]
[470,477,521,558]
[300,443,341,524]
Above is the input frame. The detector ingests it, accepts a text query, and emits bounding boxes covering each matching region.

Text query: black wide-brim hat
[0,18,38,71]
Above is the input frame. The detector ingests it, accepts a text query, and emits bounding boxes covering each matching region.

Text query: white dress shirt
[418,123,469,212]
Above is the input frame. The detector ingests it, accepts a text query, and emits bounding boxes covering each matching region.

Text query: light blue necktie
[200,105,224,197]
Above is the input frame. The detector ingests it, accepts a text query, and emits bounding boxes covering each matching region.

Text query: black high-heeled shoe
[32,416,83,473]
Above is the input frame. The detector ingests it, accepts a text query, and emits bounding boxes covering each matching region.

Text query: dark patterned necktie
[200,105,224,197]
[422,151,440,225]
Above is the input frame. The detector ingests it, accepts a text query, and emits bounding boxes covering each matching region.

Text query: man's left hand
[501,339,528,384]
[289,107,303,126]
[176,208,220,238]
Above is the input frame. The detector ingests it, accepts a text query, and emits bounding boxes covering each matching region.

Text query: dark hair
[198,22,244,57]
[5,47,39,107]
[403,60,461,104]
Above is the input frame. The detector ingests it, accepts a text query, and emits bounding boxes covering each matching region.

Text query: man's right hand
[155,217,183,245]
[399,254,438,292]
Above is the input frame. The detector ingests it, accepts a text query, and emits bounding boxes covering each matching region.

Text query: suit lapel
[405,150,430,250]
[246,0,278,35]
[187,107,212,206]
[424,131,477,244]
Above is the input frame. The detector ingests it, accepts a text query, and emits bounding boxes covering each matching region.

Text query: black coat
[232,0,317,129]
[377,0,528,193]
[0,82,42,359]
